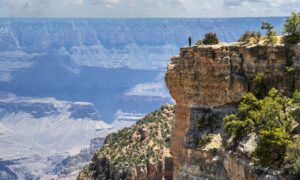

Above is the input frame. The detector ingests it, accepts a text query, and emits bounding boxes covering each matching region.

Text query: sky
[0,0,299,18]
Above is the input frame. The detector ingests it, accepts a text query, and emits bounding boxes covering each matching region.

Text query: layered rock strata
[165,43,300,179]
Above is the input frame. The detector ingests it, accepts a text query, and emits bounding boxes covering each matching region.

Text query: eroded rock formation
[165,43,300,179]
[78,105,175,180]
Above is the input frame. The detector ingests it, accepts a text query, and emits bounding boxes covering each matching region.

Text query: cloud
[0,0,86,17]
[222,0,300,16]
[124,82,170,98]
[85,0,121,6]
[223,0,245,7]
[223,0,300,8]
[173,0,211,11]
[0,0,299,17]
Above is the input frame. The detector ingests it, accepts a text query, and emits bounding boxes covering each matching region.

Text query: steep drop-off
[165,43,300,179]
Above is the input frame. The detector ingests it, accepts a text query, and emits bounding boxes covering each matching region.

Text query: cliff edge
[165,43,300,179]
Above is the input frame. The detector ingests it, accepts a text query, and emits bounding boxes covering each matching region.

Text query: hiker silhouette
[188,37,192,47]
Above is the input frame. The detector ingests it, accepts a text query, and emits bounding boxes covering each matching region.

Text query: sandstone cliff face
[165,43,300,179]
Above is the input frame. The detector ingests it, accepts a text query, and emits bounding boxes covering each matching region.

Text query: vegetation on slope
[195,12,299,46]
[261,22,278,43]
[283,12,300,44]
[238,31,261,44]
[79,104,175,180]
[224,87,300,176]
[195,32,219,45]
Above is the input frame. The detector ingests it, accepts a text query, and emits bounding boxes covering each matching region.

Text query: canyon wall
[78,105,175,180]
[165,43,300,179]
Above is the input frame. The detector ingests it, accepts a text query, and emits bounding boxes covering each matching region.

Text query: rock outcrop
[78,105,175,180]
[165,43,300,179]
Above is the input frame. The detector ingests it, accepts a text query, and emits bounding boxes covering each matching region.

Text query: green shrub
[238,92,260,119]
[285,142,300,175]
[238,31,261,43]
[253,73,267,99]
[224,86,299,169]
[194,134,212,148]
[224,114,254,139]
[254,128,291,168]
[285,66,295,73]
[224,92,259,140]
[291,91,300,123]
[269,31,278,43]
[258,96,288,130]
[195,40,203,45]
[261,22,278,44]
[293,90,300,103]
[224,88,292,140]
[291,109,300,124]
[199,134,212,147]
[202,33,219,45]
[283,12,300,44]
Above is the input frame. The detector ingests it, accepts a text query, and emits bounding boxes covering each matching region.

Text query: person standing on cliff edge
[189,36,192,47]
